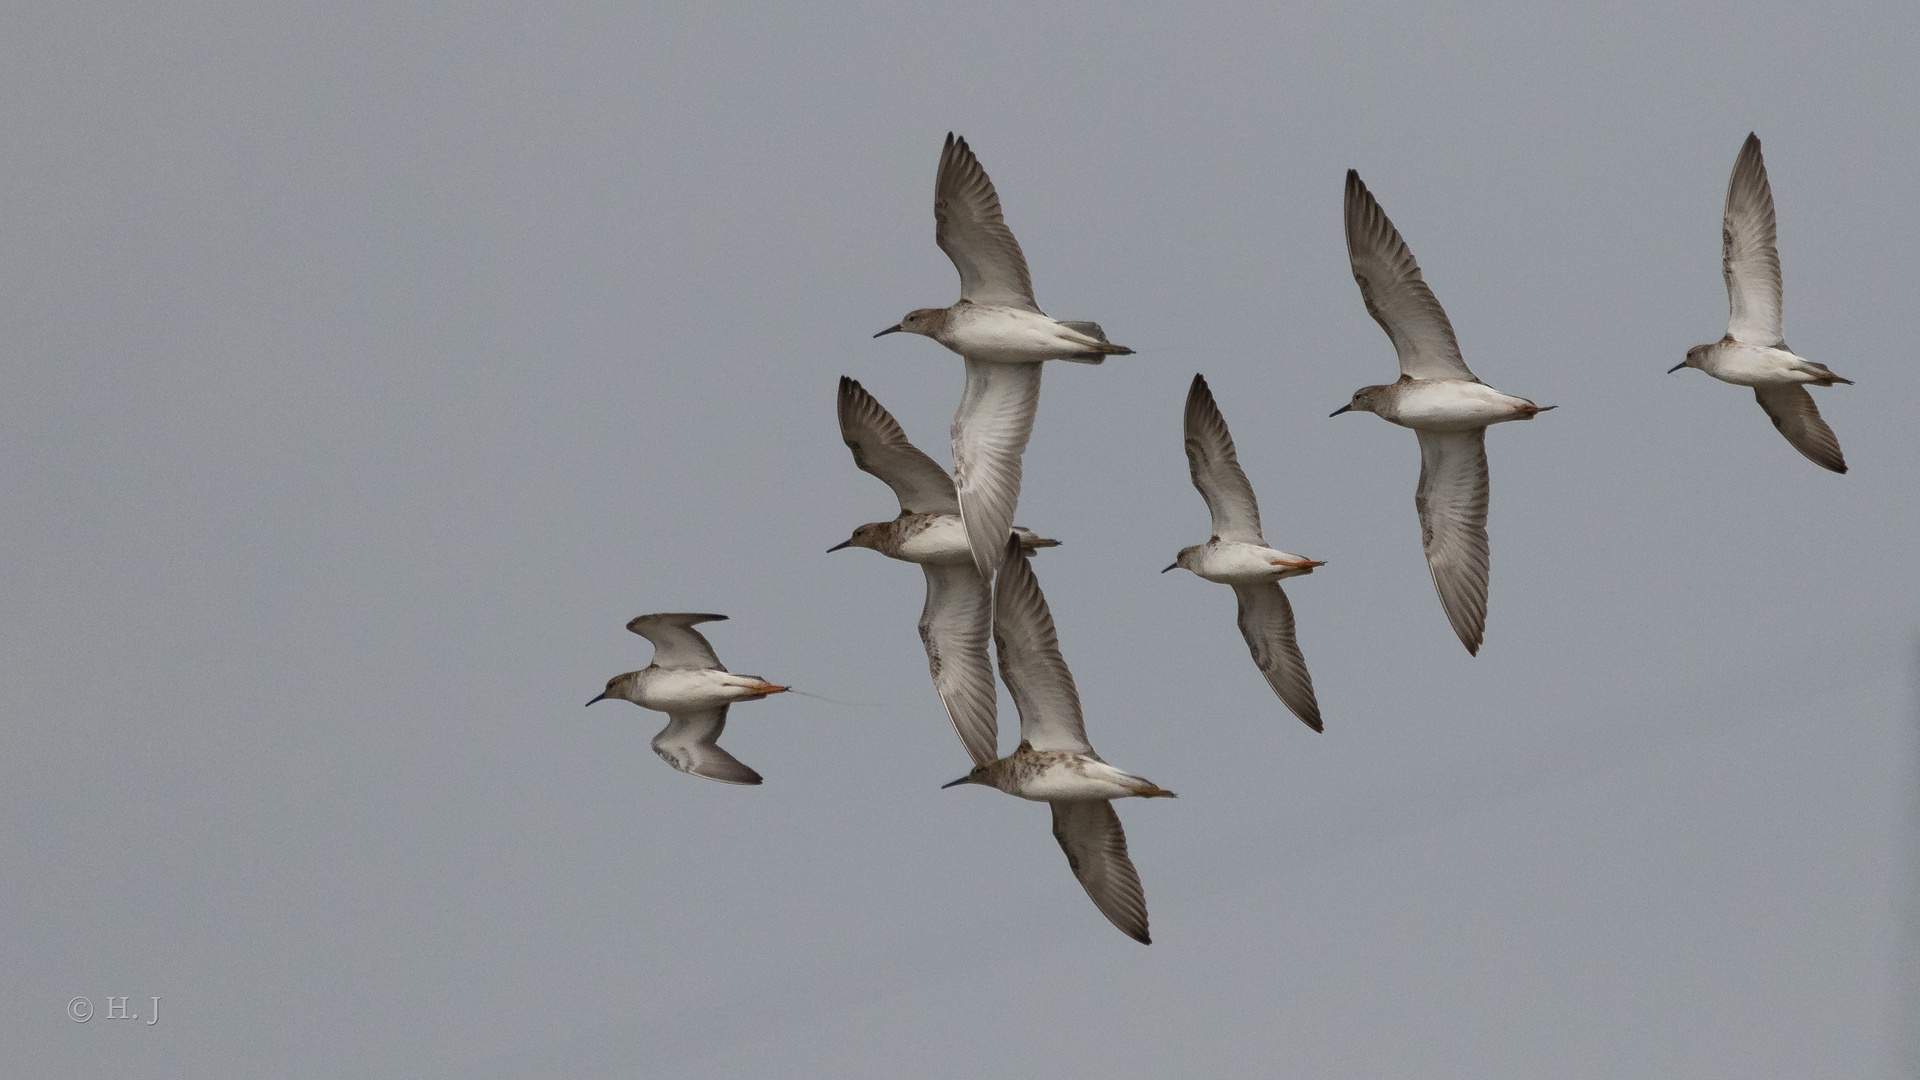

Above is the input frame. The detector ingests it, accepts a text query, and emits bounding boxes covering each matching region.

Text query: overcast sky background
[4,1,1916,1076]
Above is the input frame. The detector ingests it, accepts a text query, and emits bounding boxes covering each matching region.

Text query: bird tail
[1799,360,1852,386]
[1057,320,1134,359]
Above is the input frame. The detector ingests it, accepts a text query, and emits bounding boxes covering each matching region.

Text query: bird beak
[1667,361,1687,373]
[873,325,902,338]
[1328,404,1352,417]
[1161,562,1178,573]
[585,693,608,706]
[826,539,853,552]
[941,776,971,789]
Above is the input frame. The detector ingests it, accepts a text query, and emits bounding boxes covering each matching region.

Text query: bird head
[1670,343,1710,374]
[586,671,641,707]
[1330,384,1387,417]
[1163,545,1203,574]
[941,763,994,789]
[827,523,882,553]
[874,308,947,339]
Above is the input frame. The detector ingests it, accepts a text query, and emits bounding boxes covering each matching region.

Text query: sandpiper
[587,613,787,786]
[942,534,1171,945]
[874,134,1132,578]
[1332,170,1554,656]
[830,375,1059,767]
[1166,373,1324,731]
[1671,133,1851,473]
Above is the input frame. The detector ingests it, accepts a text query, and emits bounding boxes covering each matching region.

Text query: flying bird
[1166,373,1324,731]
[1333,170,1554,656]
[942,534,1173,945]
[587,613,787,785]
[1671,133,1851,473]
[830,375,1060,766]
[875,133,1132,577]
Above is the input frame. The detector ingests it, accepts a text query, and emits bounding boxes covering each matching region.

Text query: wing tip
[1456,622,1484,656]
[627,612,729,634]
[1800,445,1848,474]
[1447,599,1486,655]
[940,131,978,175]
[1433,584,1486,657]
[1729,133,1770,195]
[1344,169,1372,216]
[1186,371,1214,413]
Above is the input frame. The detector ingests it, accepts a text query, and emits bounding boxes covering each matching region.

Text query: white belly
[1007,759,1145,802]
[1699,343,1818,387]
[635,668,762,713]
[940,306,1094,363]
[1193,541,1316,585]
[894,515,975,565]
[1381,380,1534,431]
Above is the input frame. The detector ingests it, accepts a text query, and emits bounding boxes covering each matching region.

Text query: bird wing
[952,358,1042,577]
[935,133,1040,313]
[652,707,762,786]
[1723,133,1785,347]
[1183,373,1265,544]
[992,536,1092,756]
[1344,170,1477,382]
[837,376,959,515]
[1414,429,1491,655]
[920,563,999,767]
[1050,801,1150,944]
[1232,583,1322,732]
[625,613,728,670]
[1754,385,1846,473]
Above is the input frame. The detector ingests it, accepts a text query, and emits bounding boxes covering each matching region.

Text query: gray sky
[5,1,1916,1076]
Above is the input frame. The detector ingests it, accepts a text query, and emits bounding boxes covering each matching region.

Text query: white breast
[1383,380,1531,431]
[941,306,1087,363]
[1007,758,1142,802]
[1192,541,1308,585]
[636,669,762,713]
[894,515,975,565]
[1699,343,1817,387]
